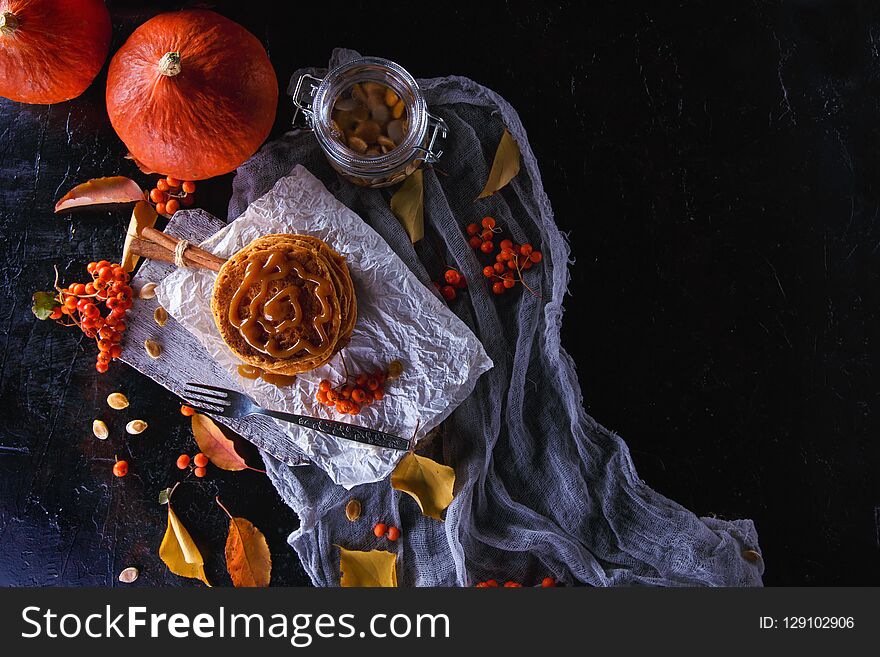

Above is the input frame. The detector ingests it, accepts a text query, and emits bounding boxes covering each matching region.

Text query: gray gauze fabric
[227,49,764,586]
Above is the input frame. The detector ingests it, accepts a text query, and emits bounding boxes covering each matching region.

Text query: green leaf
[158,487,172,505]
[477,129,521,199]
[32,291,60,320]
[390,169,424,243]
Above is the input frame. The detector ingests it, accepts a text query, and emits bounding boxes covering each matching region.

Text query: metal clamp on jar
[293,57,448,188]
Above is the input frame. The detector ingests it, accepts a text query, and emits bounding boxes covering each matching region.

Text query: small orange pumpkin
[105,9,279,181]
[0,0,111,104]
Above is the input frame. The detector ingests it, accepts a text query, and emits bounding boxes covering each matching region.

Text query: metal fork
[183,382,410,451]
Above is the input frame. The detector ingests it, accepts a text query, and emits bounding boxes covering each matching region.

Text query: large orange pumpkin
[106,10,278,181]
[0,0,111,104]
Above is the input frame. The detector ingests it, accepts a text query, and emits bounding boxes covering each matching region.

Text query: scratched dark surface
[1,1,878,586]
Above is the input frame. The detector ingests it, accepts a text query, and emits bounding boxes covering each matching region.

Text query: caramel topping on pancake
[229,249,334,358]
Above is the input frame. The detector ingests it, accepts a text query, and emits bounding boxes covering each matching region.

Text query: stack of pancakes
[211,234,356,375]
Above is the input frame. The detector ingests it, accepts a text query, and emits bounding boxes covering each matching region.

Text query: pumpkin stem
[0,11,20,35]
[158,51,182,77]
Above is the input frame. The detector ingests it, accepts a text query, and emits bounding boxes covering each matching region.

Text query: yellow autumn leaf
[477,129,521,199]
[217,497,271,587]
[391,452,455,520]
[121,201,159,272]
[338,547,397,587]
[159,505,210,586]
[390,168,424,243]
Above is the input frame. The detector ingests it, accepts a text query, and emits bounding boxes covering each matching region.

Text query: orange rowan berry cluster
[45,260,132,373]
[467,217,543,296]
[148,175,196,217]
[432,268,467,301]
[467,215,501,253]
[176,451,209,478]
[315,366,392,416]
[373,522,401,541]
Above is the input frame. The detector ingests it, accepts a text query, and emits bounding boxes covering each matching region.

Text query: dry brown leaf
[477,129,521,199]
[159,505,210,586]
[390,169,424,243]
[121,201,159,272]
[391,452,455,520]
[191,413,249,471]
[55,176,145,213]
[338,547,397,587]
[217,497,271,587]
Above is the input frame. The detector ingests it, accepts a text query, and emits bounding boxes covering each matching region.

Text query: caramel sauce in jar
[229,250,334,359]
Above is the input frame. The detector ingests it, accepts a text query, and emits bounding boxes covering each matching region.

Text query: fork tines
[183,382,231,415]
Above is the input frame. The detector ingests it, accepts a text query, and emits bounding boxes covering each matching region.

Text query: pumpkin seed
[118,567,139,583]
[138,282,157,299]
[92,420,109,440]
[107,392,129,410]
[348,136,368,153]
[742,549,761,563]
[386,359,404,380]
[154,306,168,327]
[345,498,362,522]
[126,419,148,435]
[144,339,162,359]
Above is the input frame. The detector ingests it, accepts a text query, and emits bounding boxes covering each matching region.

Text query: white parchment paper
[156,165,493,488]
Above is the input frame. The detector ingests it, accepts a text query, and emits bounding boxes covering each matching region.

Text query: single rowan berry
[113,460,128,477]
[386,526,400,541]
[444,269,461,285]
[373,523,387,538]
[541,577,556,588]
[194,466,207,478]
[176,454,191,469]
[480,241,494,254]
[441,285,456,301]
[481,216,496,229]
[180,405,195,417]
[466,223,480,236]
[193,453,209,468]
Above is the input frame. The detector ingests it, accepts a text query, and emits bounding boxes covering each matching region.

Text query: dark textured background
[1,1,878,586]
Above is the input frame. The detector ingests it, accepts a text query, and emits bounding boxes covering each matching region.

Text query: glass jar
[293,57,448,188]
